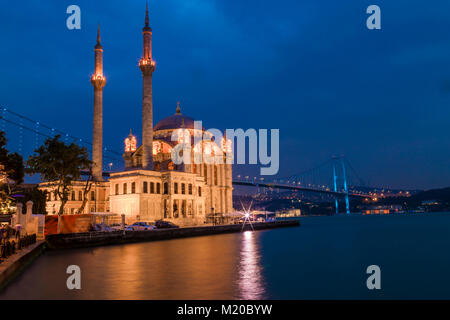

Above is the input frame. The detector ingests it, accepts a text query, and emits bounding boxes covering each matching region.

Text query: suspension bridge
[1,107,374,214]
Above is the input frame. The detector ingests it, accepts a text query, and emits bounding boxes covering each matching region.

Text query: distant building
[276,209,301,218]
[363,204,403,215]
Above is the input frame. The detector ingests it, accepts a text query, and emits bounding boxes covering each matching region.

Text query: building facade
[40,4,233,226]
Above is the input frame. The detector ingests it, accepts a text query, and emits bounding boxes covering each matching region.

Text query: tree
[27,135,92,215]
[78,166,93,214]
[17,186,48,215]
[0,131,25,213]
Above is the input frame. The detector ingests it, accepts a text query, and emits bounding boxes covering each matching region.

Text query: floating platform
[46,220,300,250]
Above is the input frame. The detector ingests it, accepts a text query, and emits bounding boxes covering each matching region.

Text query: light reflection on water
[0,231,266,300]
[238,231,266,299]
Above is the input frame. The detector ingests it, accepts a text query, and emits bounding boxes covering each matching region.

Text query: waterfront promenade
[0,241,46,290]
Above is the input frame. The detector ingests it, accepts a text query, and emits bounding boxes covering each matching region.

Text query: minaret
[91,25,106,181]
[139,2,156,170]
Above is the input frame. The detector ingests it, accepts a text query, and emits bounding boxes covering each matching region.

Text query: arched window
[198,187,202,197]
[123,183,127,194]
[157,183,161,194]
[163,182,168,194]
[131,182,136,193]
[188,184,192,195]
[115,184,119,195]
[143,182,148,193]
[181,183,185,194]
[78,191,83,200]
[182,200,186,217]
[91,191,95,201]
[71,191,75,201]
[173,201,178,217]
[150,182,155,193]
[174,183,178,194]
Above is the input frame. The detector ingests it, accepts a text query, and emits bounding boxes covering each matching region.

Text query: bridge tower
[332,163,339,214]
[332,156,350,214]
[341,157,350,214]
[91,25,106,181]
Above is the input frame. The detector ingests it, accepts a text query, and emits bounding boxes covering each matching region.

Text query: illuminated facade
[110,5,233,224]
[41,4,233,225]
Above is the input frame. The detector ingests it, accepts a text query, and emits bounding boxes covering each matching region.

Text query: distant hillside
[407,187,450,206]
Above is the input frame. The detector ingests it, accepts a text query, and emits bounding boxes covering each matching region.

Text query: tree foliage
[27,135,92,215]
[0,131,25,213]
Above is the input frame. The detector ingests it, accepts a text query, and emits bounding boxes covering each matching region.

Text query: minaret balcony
[90,74,106,88]
[139,59,156,74]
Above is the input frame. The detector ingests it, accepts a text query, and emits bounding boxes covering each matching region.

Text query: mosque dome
[153,102,197,131]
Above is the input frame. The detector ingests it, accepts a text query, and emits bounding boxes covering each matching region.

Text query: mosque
[40,4,233,225]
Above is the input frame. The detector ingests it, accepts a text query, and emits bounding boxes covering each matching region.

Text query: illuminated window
[188,184,192,195]
[131,182,136,194]
[181,183,185,194]
[143,182,148,193]
[168,161,174,171]
[150,182,154,193]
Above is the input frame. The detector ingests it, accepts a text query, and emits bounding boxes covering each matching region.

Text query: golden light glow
[221,137,232,153]
[124,133,137,152]
[139,59,156,67]
[91,74,105,81]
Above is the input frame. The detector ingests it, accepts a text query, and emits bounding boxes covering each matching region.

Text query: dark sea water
[2,212,450,300]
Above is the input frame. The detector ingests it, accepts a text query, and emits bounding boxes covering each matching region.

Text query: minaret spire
[97,24,101,45]
[145,2,150,27]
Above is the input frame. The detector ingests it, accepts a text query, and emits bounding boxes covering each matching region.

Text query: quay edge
[0,241,46,291]
[46,220,300,250]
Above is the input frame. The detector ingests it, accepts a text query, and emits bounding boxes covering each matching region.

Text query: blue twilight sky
[0,0,450,189]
